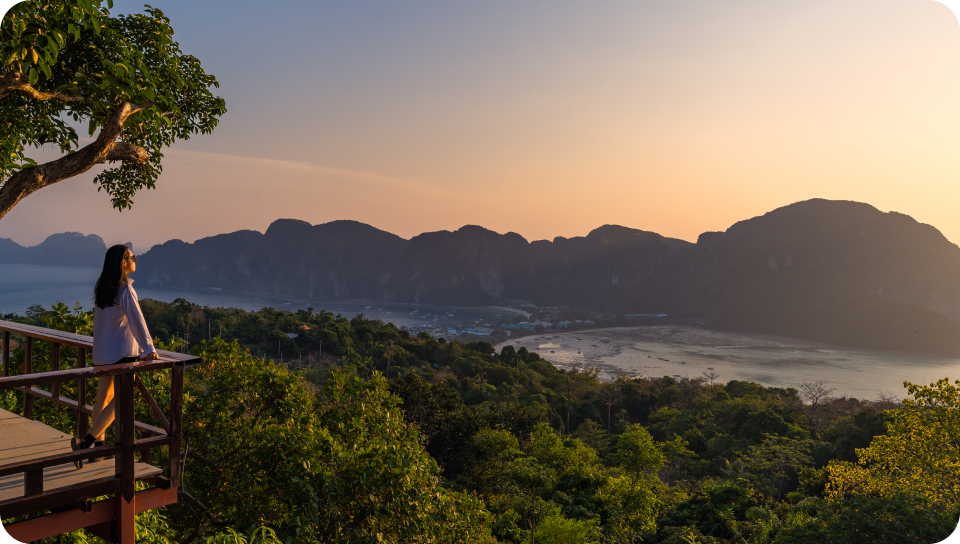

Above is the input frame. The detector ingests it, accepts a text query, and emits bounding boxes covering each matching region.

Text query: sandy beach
[496,326,960,399]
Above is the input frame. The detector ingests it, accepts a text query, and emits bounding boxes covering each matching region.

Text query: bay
[0,263,514,333]
[5,263,958,397]
[500,326,960,399]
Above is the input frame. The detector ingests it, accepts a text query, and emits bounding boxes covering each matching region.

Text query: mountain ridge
[8,199,960,354]
[0,232,110,266]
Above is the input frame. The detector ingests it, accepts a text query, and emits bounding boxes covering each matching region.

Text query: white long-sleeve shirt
[92,278,156,365]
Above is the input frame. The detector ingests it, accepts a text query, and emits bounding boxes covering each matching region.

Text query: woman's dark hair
[95,245,130,309]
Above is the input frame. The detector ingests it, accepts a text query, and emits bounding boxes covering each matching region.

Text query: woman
[71,244,158,468]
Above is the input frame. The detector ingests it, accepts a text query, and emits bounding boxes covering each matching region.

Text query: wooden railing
[0,320,201,543]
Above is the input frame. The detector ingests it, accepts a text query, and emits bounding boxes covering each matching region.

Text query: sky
[3,0,960,252]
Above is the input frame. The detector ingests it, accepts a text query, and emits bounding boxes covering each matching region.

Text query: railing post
[51,342,60,399]
[2,331,9,377]
[118,373,135,501]
[169,365,184,487]
[77,348,88,439]
[116,372,136,543]
[24,469,43,497]
[24,337,33,419]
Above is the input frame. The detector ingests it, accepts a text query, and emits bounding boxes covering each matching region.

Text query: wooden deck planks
[0,409,161,503]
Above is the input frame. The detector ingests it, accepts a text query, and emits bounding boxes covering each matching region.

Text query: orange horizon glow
[2,0,960,251]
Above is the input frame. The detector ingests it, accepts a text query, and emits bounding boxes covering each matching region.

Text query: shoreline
[517,324,951,359]
[496,325,960,394]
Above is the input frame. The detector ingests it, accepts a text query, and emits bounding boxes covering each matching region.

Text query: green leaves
[1,0,225,212]
[616,423,667,486]
[168,338,494,543]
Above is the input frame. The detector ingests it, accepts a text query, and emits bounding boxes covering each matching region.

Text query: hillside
[140,220,407,300]
[676,199,960,352]
[41,199,960,354]
[0,232,108,266]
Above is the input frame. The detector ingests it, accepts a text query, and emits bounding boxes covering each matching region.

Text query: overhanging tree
[0,0,225,219]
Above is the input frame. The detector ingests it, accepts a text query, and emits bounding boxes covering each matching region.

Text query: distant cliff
[83,199,960,354]
[0,232,108,266]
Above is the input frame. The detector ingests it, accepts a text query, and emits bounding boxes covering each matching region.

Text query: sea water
[4,264,958,397]
[500,326,960,399]
[0,263,511,330]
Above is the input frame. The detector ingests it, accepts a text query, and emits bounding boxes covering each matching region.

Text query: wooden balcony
[0,321,200,543]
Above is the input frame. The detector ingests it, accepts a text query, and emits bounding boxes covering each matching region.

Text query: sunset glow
[3,0,960,249]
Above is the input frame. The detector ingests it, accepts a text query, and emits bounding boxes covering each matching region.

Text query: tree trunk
[530,486,537,544]
[608,404,612,435]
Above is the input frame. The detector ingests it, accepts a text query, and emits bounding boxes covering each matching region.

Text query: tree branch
[0,100,154,221]
[179,488,222,525]
[180,519,209,544]
[187,451,220,466]
[104,141,150,163]
[0,71,85,102]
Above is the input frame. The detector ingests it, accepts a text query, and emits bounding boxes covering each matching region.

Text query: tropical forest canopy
[2,299,957,543]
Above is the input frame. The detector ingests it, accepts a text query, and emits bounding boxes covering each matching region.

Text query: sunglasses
[125,254,137,262]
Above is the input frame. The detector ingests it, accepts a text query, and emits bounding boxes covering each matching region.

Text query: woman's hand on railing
[140,352,160,361]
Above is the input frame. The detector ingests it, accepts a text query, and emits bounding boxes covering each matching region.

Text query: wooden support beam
[0,444,120,478]
[5,500,113,542]
[13,386,167,436]
[0,319,199,543]
[133,374,170,434]
[78,348,88,439]
[24,469,43,497]
[169,366,184,487]
[0,358,192,388]
[51,342,60,398]
[0,320,200,363]
[0,322,96,350]
[0,429,168,482]
[118,374,135,503]
[133,435,173,453]
[2,331,8,377]
[86,520,114,543]
[0,476,119,519]
[116,488,135,544]
[3,486,177,542]
[24,337,33,419]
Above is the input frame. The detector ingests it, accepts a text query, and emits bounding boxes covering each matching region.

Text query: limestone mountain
[140,220,407,300]
[120,199,960,353]
[671,199,960,352]
[0,232,107,266]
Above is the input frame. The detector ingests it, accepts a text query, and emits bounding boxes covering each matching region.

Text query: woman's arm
[119,284,158,360]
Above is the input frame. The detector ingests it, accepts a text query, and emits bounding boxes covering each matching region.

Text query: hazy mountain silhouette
[665,199,960,353]
[0,232,107,266]
[141,220,407,300]
[19,199,960,353]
